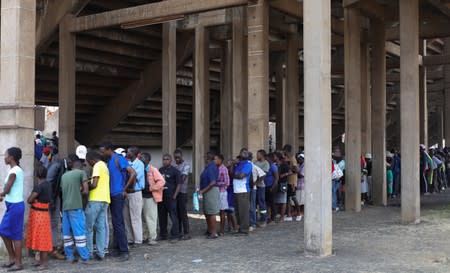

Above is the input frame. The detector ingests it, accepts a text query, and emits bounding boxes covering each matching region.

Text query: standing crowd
[2,134,449,271]
[0,139,307,271]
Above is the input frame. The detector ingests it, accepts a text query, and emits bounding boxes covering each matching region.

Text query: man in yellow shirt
[85,151,110,261]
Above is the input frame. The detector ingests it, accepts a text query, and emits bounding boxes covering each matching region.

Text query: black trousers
[177,193,190,235]
[158,194,179,239]
[265,187,276,219]
[234,192,250,233]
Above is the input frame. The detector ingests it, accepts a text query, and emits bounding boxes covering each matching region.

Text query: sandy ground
[3,192,450,273]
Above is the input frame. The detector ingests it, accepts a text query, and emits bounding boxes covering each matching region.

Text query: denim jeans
[332,179,340,209]
[249,189,257,227]
[62,209,90,261]
[85,201,108,258]
[256,186,267,222]
[110,195,128,253]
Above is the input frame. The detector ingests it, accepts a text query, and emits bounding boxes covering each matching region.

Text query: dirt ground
[4,192,450,273]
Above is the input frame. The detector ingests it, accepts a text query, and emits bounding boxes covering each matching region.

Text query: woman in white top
[0,147,25,271]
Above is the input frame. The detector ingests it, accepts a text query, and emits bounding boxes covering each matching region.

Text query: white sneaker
[284,216,293,222]
[295,216,303,222]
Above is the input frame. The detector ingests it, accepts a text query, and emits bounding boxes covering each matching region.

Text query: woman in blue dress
[0,147,25,271]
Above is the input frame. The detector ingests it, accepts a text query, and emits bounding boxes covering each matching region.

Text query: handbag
[332,163,344,180]
[278,182,288,193]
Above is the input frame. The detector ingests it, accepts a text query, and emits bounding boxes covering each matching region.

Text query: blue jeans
[110,195,128,253]
[256,186,267,222]
[85,201,108,258]
[62,209,90,261]
[332,179,340,209]
[249,188,257,227]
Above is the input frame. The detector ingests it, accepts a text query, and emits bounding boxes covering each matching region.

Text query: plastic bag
[193,191,200,212]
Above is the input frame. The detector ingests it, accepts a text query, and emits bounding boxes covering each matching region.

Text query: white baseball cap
[114,148,125,155]
[76,145,87,160]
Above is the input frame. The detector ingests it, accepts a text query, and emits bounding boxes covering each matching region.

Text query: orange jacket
[147,165,165,203]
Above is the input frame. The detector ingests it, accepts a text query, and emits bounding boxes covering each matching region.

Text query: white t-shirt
[252,164,266,190]
[4,166,24,203]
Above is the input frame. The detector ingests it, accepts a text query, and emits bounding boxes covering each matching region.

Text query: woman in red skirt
[26,165,53,270]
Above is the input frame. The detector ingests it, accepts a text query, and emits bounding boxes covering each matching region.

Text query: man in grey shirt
[173,149,191,240]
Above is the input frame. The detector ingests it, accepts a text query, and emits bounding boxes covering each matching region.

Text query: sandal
[7,265,24,272]
[33,265,49,271]
[1,262,15,268]
[206,234,219,239]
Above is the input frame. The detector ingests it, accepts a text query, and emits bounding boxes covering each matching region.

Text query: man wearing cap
[76,145,92,178]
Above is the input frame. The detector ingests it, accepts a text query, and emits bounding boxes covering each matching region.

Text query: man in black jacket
[158,154,182,241]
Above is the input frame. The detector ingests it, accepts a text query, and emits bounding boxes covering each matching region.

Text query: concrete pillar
[231,6,248,156]
[275,57,286,149]
[361,40,371,155]
[436,107,444,147]
[247,0,269,152]
[400,0,420,224]
[419,40,428,147]
[59,15,76,157]
[162,21,177,155]
[303,0,332,257]
[220,40,233,160]
[0,0,36,251]
[285,29,300,149]
[344,7,361,212]
[370,19,387,206]
[444,38,450,145]
[193,25,210,188]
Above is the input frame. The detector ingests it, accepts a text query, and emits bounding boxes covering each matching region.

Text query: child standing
[26,165,53,270]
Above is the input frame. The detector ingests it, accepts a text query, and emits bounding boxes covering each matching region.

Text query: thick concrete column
[193,25,210,188]
[419,40,428,147]
[344,7,361,212]
[275,57,286,149]
[247,0,269,152]
[285,29,300,149]
[59,15,76,157]
[0,0,36,251]
[370,19,387,206]
[444,38,450,145]
[361,40,371,154]
[303,0,332,257]
[231,6,248,156]
[400,0,420,224]
[220,40,233,160]
[162,21,177,155]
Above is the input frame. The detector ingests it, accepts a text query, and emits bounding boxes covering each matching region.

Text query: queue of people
[0,141,309,271]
